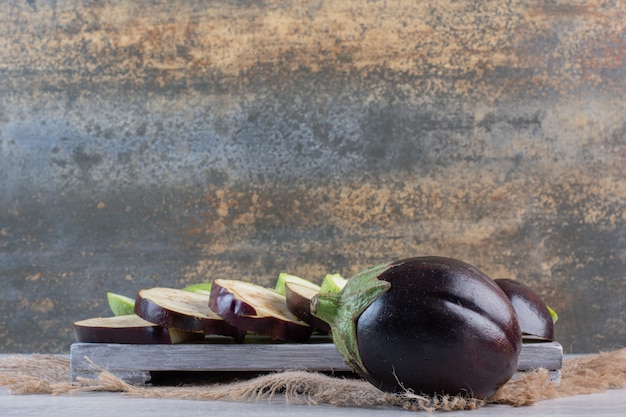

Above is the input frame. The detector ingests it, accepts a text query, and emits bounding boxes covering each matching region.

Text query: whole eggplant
[312,256,522,399]
[494,278,555,341]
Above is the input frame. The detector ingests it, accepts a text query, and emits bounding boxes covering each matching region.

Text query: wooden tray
[70,336,563,386]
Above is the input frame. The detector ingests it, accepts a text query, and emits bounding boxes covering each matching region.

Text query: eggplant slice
[210,279,314,342]
[285,282,331,332]
[73,314,203,344]
[135,287,246,342]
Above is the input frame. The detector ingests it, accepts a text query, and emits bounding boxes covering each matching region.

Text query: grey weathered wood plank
[517,341,563,371]
[70,340,563,385]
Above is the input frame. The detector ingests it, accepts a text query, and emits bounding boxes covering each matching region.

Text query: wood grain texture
[70,340,563,385]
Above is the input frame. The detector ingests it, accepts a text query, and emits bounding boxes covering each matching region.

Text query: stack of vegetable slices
[72,273,346,344]
[73,256,559,400]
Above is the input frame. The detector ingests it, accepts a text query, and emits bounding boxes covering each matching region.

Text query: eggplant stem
[312,261,396,379]
[311,292,342,328]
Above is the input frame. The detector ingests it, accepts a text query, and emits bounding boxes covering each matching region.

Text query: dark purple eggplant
[494,278,555,341]
[73,314,203,344]
[285,281,331,332]
[134,287,246,342]
[311,256,522,399]
[209,279,314,342]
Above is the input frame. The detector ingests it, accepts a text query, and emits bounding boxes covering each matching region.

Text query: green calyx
[311,261,395,378]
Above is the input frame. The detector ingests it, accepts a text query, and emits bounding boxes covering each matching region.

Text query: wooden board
[70,338,563,386]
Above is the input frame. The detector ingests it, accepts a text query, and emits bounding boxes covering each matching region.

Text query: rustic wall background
[1,0,624,353]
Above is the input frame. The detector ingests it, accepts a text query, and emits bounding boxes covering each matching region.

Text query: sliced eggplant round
[73,314,203,344]
[285,282,331,332]
[134,287,246,342]
[209,279,314,342]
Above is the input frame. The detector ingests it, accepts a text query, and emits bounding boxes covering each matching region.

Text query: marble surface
[1,1,625,354]
[2,387,626,417]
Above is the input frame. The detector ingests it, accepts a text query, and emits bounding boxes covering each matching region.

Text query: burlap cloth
[2,348,626,412]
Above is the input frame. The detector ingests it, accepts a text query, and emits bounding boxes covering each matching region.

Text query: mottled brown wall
[1,0,624,353]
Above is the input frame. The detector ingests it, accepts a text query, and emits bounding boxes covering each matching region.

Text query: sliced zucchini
[274,273,320,296]
[106,292,136,316]
[319,273,348,294]
[181,282,213,295]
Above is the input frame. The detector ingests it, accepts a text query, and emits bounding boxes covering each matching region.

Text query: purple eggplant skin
[134,289,246,342]
[285,282,332,332]
[72,316,204,344]
[73,321,169,344]
[209,280,314,342]
[494,278,554,341]
[355,257,522,399]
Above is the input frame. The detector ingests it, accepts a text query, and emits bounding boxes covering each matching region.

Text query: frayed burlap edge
[2,348,626,412]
